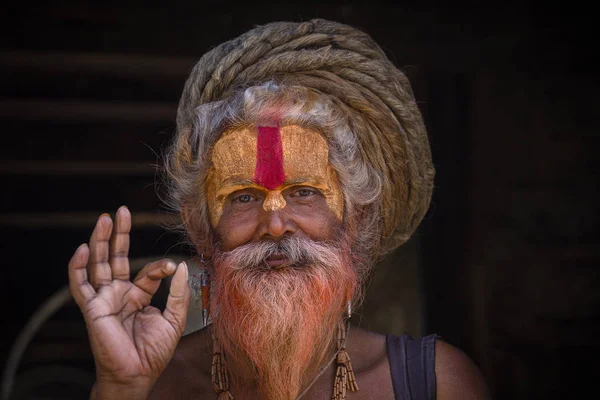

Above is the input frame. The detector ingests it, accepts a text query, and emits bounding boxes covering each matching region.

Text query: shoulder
[347,326,388,368]
[149,328,214,399]
[345,327,396,399]
[434,340,491,400]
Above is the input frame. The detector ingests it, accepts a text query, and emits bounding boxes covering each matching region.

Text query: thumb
[162,261,190,336]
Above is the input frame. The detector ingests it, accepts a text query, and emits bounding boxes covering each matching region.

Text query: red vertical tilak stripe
[254,125,285,190]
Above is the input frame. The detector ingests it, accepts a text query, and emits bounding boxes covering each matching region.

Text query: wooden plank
[0,51,196,79]
[1,175,165,212]
[0,212,179,228]
[0,98,176,122]
[0,119,174,162]
[0,67,184,101]
[34,321,88,339]
[21,342,93,363]
[0,161,155,176]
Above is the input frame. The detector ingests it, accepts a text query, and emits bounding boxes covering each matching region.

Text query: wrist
[92,379,154,400]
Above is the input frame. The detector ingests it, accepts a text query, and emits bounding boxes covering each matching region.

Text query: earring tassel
[332,349,359,400]
[212,338,234,399]
[217,392,233,400]
[332,320,358,400]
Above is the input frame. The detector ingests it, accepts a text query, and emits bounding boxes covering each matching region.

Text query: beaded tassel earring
[332,301,359,400]
[200,269,211,327]
[190,253,213,328]
[201,252,233,399]
[212,336,234,399]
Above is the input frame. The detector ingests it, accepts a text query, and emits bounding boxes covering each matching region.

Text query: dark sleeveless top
[386,334,439,400]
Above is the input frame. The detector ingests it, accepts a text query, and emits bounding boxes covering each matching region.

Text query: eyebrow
[220,176,321,187]
[283,177,312,185]
[215,179,261,199]
[220,178,256,188]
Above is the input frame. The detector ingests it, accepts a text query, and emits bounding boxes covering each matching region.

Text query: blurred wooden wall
[0,25,193,400]
[1,3,597,400]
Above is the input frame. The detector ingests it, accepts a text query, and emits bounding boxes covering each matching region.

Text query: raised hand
[68,206,190,399]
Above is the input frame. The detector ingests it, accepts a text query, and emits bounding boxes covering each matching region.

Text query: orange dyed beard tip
[206,125,345,226]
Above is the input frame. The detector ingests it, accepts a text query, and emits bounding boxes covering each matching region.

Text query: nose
[258,208,296,240]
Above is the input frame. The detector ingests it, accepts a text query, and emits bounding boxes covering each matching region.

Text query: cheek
[215,206,260,250]
[289,200,342,241]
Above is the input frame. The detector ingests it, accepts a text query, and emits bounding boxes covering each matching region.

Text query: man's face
[207,124,344,254]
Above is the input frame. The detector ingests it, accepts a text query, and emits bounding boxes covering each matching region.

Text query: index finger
[132,258,177,296]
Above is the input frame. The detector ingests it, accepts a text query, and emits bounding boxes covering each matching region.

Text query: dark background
[1,2,598,399]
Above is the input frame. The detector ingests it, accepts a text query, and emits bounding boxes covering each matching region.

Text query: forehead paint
[254,126,285,190]
[206,125,344,226]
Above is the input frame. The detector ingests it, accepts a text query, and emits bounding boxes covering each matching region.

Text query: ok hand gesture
[67,206,190,399]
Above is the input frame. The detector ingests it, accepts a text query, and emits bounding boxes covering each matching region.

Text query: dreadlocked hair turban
[166,19,435,258]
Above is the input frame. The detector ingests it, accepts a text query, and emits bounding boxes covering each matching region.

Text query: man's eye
[296,188,316,197]
[234,194,254,203]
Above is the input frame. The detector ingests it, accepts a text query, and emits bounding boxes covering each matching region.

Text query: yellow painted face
[206,125,344,226]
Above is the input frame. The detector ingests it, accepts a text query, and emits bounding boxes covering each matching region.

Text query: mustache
[214,236,343,270]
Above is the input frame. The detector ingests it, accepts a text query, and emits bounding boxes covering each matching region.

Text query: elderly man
[68,20,490,399]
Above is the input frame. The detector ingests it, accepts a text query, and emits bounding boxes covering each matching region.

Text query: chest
[298,358,396,400]
[158,362,397,400]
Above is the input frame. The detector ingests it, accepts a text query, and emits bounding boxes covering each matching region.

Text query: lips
[265,253,290,268]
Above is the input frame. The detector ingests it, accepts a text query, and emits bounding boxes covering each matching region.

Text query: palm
[68,207,190,385]
[84,281,178,379]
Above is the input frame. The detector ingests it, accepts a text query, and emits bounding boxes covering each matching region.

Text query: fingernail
[99,213,110,219]
[179,261,188,275]
[78,243,88,250]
